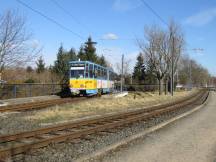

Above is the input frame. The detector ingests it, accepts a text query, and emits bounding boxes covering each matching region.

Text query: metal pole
[189,60,192,90]
[171,36,174,96]
[120,54,124,92]
[13,85,17,98]
[176,68,179,85]
[29,84,32,97]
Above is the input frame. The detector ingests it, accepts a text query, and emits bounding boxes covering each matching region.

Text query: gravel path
[100,92,216,162]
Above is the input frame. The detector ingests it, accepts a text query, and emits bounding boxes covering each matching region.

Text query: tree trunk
[165,79,168,95]
[158,78,163,95]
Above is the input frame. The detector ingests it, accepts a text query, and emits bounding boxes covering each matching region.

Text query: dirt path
[101,92,216,162]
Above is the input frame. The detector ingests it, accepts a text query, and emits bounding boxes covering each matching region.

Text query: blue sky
[1,0,216,75]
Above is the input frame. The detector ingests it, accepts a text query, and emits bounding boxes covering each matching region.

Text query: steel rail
[0,90,203,142]
[0,90,209,159]
[0,91,207,144]
[0,97,88,112]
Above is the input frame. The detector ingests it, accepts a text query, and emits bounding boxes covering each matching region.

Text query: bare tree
[166,20,185,92]
[116,58,132,85]
[138,25,170,95]
[177,54,191,85]
[138,21,185,95]
[116,58,132,76]
[0,10,40,78]
[178,55,210,87]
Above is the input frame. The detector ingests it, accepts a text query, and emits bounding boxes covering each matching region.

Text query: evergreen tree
[83,37,98,62]
[36,56,45,73]
[67,48,77,61]
[53,44,78,84]
[98,55,107,67]
[26,66,33,73]
[77,46,86,61]
[53,44,67,83]
[133,53,145,84]
[77,37,110,67]
[145,64,157,84]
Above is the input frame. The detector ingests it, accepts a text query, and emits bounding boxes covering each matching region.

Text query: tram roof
[69,60,114,72]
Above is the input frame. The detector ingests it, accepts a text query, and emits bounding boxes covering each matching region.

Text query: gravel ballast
[0,91,194,135]
[7,92,207,162]
[99,92,215,162]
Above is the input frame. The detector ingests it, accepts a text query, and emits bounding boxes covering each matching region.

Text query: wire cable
[16,0,84,39]
[50,0,90,33]
[140,0,169,27]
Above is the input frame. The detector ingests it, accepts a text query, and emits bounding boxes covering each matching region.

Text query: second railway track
[0,97,88,113]
[0,90,209,160]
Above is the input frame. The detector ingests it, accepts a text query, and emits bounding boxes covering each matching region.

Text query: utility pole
[171,35,174,96]
[176,68,179,85]
[189,60,192,90]
[121,54,124,92]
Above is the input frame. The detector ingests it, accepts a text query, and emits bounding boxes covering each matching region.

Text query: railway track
[0,90,209,160]
[0,97,88,113]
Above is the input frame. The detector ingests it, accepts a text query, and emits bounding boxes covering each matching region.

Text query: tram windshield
[70,65,85,78]
[71,70,84,78]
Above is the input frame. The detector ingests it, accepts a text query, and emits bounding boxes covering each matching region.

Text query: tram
[69,60,115,95]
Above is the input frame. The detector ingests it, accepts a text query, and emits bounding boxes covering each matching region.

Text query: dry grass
[25,90,195,124]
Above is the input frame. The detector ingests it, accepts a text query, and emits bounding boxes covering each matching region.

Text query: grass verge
[25,90,195,125]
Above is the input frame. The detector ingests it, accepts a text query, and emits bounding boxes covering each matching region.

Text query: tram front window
[71,70,84,78]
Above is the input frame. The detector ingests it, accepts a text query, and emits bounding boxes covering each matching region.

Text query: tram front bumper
[70,88,81,94]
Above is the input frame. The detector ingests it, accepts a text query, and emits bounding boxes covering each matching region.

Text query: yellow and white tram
[69,61,115,95]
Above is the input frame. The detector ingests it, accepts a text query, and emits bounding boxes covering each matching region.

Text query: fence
[0,83,64,99]
[115,84,167,92]
[0,83,168,100]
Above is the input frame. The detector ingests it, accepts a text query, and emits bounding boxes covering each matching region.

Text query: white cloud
[102,33,119,40]
[30,39,40,48]
[184,8,216,26]
[24,39,41,48]
[112,0,142,12]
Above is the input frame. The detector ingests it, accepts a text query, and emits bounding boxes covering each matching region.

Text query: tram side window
[100,68,103,79]
[96,68,99,78]
[85,64,89,78]
[106,70,108,80]
[99,67,103,78]
[104,69,107,80]
[97,67,99,78]
[94,65,98,78]
[109,71,111,80]
[89,64,93,78]
[103,69,106,79]
[101,68,104,79]
[110,71,114,80]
